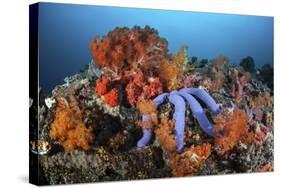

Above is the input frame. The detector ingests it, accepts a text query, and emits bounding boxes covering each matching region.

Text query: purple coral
[137,87,220,152]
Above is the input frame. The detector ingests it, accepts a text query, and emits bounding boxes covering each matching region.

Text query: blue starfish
[137,88,220,152]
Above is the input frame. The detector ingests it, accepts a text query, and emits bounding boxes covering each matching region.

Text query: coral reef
[90,27,195,107]
[209,56,229,91]
[228,67,252,103]
[40,147,169,184]
[259,64,273,89]
[34,26,274,185]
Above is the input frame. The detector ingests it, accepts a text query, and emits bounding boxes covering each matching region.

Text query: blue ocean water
[37,2,273,93]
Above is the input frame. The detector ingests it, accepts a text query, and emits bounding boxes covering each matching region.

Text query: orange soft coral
[136,99,158,129]
[159,46,193,91]
[155,116,177,151]
[49,96,93,152]
[171,45,188,68]
[257,163,274,172]
[63,124,94,151]
[214,110,248,155]
[102,88,119,107]
[137,99,157,115]
[159,60,180,90]
[168,143,212,176]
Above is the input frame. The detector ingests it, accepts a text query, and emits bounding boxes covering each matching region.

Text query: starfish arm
[180,88,220,115]
[168,93,186,152]
[137,128,152,147]
[153,92,169,107]
[137,93,168,148]
[179,91,214,136]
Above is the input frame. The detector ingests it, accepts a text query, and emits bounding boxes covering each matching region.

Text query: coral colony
[33,26,274,184]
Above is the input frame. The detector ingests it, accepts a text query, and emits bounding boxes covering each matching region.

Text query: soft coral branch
[49,96,94,152]
[214,109,248,155]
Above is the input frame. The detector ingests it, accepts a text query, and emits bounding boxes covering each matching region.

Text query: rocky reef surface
[30,26,273,185]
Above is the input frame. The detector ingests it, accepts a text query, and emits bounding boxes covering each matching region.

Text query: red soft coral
[102,88,119,107]
[90,26,167,106]
[89,26,168,73]
[124,73,162,106]
[95,76,110,96]
[141,77,163,100]
[124,72,144,106]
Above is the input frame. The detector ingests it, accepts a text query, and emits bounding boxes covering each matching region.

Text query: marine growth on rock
[36,26,273,184]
